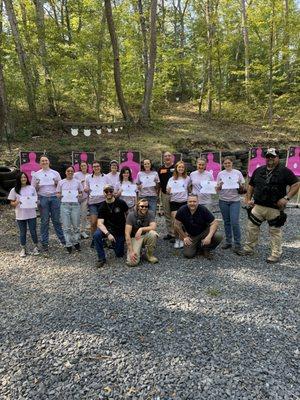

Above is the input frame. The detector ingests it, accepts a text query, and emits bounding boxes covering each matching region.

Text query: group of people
[8,148,299,266]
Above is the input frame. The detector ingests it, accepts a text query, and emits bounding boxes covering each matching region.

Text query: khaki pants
[183,229,223,259]
[244,205,282,257]
[126,230,157,266]
[160,192,174,235]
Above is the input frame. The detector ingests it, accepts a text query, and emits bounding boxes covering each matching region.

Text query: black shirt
[126,210,155,237]
[176,205,215,236]
[250,165,298,208]
[98,198,128,236]
[158,164,175,193]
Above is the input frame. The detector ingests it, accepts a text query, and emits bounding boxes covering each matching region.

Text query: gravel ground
[0,204,299,400]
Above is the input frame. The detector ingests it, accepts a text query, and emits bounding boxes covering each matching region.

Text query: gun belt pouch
[248,210,263,226]
[268,211,287,228]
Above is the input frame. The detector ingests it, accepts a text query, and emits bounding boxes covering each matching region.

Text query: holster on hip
[268,211,287,228]
[246,207,263,227]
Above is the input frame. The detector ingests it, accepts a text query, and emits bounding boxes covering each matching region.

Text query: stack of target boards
[0,147,299,203]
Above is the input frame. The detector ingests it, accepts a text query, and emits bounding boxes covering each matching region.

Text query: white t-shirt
[167,176,191,203]
[56,178,83,203]
[85,174,107,205]
[31,168,61,196]
[217,169,245,202]
[74,171,90,200]
[136,171,160,197]
[8,186,37,220]
[106,172,120,189]
[190,170,214,205]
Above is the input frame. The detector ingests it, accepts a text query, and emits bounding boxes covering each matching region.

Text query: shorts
[89,203,102,216]
[170,201,187,212]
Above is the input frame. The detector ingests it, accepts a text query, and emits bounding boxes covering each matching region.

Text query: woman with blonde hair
[166,161,190,248]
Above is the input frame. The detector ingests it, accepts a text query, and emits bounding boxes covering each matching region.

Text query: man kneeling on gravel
[174,194,223,259]
[94,184,128,268]
[125,198,159,267]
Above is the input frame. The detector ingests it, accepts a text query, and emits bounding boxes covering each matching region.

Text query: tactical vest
[253,166,286,208]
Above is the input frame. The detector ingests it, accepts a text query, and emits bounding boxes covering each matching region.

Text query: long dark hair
[119,167,133,183]
[15,172,30,195]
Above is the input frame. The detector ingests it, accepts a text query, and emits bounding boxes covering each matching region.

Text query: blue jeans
[219,200,241,247]
[143,196,158,215]
[39,195,65,246]
[17,218,38,246]
[94,229,125,261]
[60,203,81,247]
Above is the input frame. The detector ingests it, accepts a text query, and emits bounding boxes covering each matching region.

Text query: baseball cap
[110,160,118,165]
[266,148,279,157]
[103,184,114,191]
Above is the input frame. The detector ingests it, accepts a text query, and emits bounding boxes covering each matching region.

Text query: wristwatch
[105,231,110,237]
[283,196,290,201]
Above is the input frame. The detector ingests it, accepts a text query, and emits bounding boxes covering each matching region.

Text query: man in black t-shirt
[158,151,175,240]
[94,184,128,267]
[243,148,299,263]
[175,194,222,259]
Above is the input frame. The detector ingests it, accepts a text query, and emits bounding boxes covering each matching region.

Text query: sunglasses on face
[139,205,148,209]
[266,155,276,159]
[104,189,114,194]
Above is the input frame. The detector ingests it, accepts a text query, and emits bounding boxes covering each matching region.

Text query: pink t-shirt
[85,174,107,205]
[74,171,90,200]
[56,178,83,203]
[190,170,214,205]
[8,186,37,220]
[167,176,191,203]
[32,168,61,196]
[217,169,245,202]
[136,171,160,197]
[106,172,120,189]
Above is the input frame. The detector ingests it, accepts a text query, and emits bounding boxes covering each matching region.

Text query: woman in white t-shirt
[57,165,83,254]
[216,157,245,254]
[136,159,160,215]
[74,161,90,239]
[167,161,191,249]
[190,158,214,210]
[115,167,137,210]
[8,172,39,257]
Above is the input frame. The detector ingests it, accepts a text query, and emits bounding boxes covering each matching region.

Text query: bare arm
[244,184,254,205]
[202,219,219,246]
[277,181,300,209]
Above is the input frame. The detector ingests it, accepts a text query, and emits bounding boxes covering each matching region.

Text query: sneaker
[41,244,49,252]
[241,249,254,256]
[81,232,89,239]
[174,239,180,249]
[221,243,232,250]
[95,259,106,268]
[178,240,184,249]
[32,246,40,256]
[163,234,173,241]
[266,255,280,263]
[169,237,176,244]
[74,243,81,252]
[66,246,72,254]
[19,247,26,258]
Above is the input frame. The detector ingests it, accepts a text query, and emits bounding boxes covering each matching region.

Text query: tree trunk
[268,0,275,125]
[241,0,250,99]
[137,0,149,95]
[104,0,133,122]
[205,0,213,115]
[139,0,158,125]
[282,0,290,83]
[95,10,106,119]
[3,0,37,121]
[33,0,57,116]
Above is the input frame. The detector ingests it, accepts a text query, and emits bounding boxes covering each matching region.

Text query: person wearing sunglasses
[125,198,159,267]
[93,184,128,268]
[243,148,299,263]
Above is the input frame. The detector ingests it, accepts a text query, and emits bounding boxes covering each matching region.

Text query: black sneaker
[221,243,232,249]
[163,234,173,241]
[74,243,81,252]
[41,244,49,252]
[95,259,106,268]
[233,247,243,256]
[66,246,72,254]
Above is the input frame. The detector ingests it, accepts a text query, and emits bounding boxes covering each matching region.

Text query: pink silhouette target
[73,151,94,174]
[286,146,300,176]
[248,147,266,177]
[20,151,43,182]
[119,151,141,181]
[201,152,221,180]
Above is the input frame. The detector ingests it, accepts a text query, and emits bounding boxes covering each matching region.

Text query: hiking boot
[96,259,106,268]
[233,246,243,256]
[203,249,214,260]
[145,248,158,264]
[74,243,81,252]
[221,243,232,250]
[66,246,72,254]
[241,249,254,256]
[266,255,280,263]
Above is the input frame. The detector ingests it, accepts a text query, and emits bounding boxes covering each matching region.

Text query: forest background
[0,0,299,163]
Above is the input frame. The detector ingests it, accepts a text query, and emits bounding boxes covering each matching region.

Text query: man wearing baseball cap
[243,148,299,263]
[93,184,128,268]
